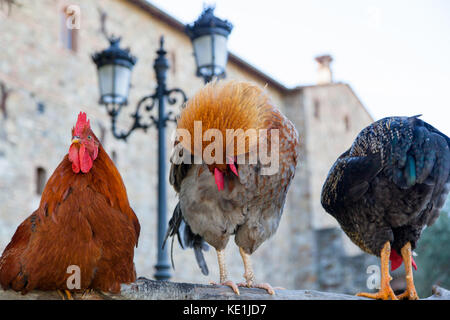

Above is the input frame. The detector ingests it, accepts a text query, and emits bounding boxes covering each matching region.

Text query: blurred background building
[1,0,446,295]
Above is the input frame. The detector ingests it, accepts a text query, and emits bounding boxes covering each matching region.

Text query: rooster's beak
[71,137,80,144]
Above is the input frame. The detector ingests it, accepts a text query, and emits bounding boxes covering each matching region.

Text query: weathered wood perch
[0,277,448,300]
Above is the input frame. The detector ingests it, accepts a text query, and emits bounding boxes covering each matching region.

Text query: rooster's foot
[396,242,419,300]
[237,281,275,295]
[357,241,398,300]
[210,280,240,295]
[57,289,74,300]
[81,288,95,299]
[396,288,419,300]
[356,286,398,300]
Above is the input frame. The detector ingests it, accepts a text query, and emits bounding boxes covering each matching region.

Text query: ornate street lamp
[186,6,233,83]
[92,36,187,280]
[92,37,136,107]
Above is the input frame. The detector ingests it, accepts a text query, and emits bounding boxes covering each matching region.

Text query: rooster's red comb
[74,112,90,136]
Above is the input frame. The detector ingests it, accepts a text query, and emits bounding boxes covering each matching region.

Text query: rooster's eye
[88,135,92,140]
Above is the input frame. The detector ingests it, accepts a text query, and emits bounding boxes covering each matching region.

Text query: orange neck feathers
[176,80,274,163]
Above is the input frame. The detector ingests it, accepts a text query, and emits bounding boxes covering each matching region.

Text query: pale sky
[149,0,450,136]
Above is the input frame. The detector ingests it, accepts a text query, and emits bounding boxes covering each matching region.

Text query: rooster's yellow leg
[209,249,240,295]
[237,247,275,295]
[57,289,74,300]
[396,242,419,300]
[356,241,398,300]
[81,288,94,299]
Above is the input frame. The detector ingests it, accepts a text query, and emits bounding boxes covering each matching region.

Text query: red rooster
[0,112,140,297]
[165,81,299,295]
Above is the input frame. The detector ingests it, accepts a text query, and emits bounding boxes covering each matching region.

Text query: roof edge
[125,0,374,121]
[297,82,374,121]
[127,0,290,92]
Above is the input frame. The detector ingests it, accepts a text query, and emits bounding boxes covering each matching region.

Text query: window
[36,167,47,195]
[170,51,177,75]
[61,5,80,52]
[313,100,320,119]
[98,123,106,145]
[344,115,350,131]
[111,151,117,164]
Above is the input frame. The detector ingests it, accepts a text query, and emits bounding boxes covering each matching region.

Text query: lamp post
[92,36,187,280]
[186,6,233,83]
[91,7,232,281]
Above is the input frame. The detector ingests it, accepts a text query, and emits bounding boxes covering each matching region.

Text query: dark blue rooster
[321,115,450,300]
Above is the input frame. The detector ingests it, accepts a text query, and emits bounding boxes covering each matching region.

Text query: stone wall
[0,0,374,293]
[301,83,374,257]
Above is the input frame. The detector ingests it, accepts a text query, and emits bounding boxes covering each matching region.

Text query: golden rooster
[0,112,140,298]
[165,81,299,295]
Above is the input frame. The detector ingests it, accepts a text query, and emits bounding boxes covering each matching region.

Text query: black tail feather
[163,202,209,276]
[182,221,209,276]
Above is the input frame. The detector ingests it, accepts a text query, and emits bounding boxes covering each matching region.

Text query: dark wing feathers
[345,153,383,202]
[407,117,450,225]
[349,116,449,192]
[322,115,450,228]
[169,162,192,193]
[321,151,382,210]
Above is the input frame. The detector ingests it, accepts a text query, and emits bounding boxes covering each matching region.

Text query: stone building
[0,0,374,293]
